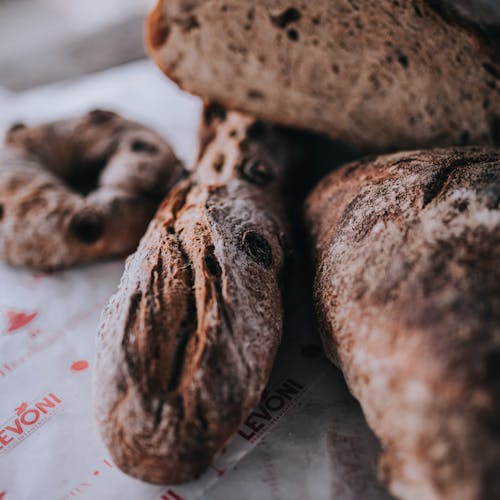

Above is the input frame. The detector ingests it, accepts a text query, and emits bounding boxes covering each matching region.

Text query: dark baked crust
[0,110,183,270]
[146,0,500,153]
[93,111,294,484]
[305,147,500,499]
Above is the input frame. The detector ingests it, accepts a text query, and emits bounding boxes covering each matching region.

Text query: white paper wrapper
[0,62,389,500]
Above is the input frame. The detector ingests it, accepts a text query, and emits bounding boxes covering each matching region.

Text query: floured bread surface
[93,110,295,484]
[147,0,499,153]
[305,147,500,500]
[0,110,183,270]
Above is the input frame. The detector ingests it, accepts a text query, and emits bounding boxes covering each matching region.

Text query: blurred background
[0,0,154,90]
[0,0,202,169]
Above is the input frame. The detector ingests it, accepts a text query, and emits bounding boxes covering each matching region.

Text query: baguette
[93,109,294,483]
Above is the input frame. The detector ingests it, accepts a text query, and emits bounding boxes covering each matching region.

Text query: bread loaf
[147,0,499,153]
[93,109,295,483]
[0,110,183,270]
[305,147,500,499]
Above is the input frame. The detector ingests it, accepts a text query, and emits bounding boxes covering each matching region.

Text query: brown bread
[146,0,499,153]
[93,110,295,484]
[0,109,183,270]
[305,147,500,500]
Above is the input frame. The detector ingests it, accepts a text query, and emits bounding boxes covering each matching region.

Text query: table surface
[0,61,388,500]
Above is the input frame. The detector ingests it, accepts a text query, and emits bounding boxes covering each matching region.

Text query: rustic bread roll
[0,110,183,270]
[146,0,499,153]
[93,110,295,484]
[305,147,500,500]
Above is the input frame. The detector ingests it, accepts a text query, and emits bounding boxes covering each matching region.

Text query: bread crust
[0,110,183,270]
[93,110,294,484]
[146,0,500,153]
[305,147,500,500]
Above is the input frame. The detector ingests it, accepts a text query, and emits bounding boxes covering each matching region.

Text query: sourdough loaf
[305,147,500,500]
[93,110,295,483]
[147,0,500,153]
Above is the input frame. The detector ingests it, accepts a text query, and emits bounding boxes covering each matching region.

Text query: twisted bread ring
[0,109,183,270]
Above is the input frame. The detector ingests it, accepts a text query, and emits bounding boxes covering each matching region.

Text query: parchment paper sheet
[0,61,389,500]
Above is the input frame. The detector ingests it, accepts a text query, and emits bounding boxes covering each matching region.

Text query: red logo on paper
[0,393,62,453]
[15,403,28,416]
[71,360,89,372]
[60,459,114,499]
[161,491,184,500]
[6,310,38,333]
[31,272,46,282]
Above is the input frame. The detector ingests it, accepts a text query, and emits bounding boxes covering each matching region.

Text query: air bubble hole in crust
[70,211,104,244]
[131,139,159,154]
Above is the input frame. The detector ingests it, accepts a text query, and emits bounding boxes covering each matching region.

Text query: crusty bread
[93,110,295,484]
[0,110,183,270]
[146,0,499,153]
[305,147,500,500]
